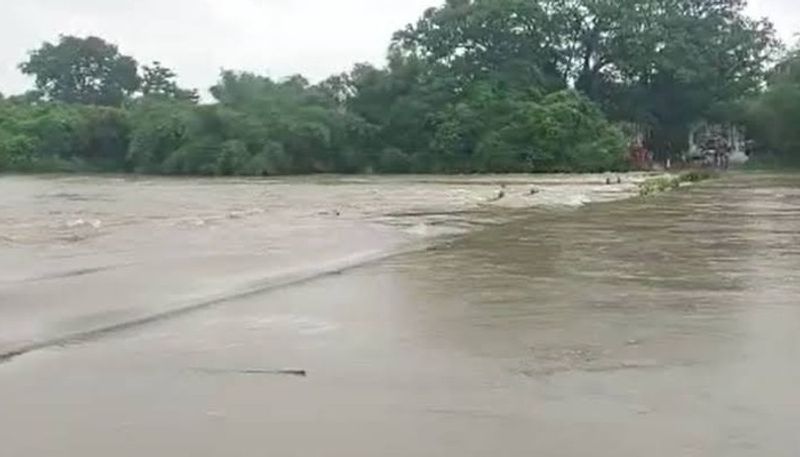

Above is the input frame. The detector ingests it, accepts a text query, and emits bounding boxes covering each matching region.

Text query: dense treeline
[738,50,800,166]
[0,0,787,175]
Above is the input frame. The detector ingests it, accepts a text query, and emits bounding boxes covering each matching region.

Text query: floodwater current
[1,173,799,456]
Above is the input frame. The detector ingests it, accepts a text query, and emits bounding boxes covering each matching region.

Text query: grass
[638,170,716,197]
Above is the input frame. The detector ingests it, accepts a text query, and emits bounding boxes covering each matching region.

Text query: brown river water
[1,173,799,456]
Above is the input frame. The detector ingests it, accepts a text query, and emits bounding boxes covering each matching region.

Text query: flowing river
[1,172,799,456]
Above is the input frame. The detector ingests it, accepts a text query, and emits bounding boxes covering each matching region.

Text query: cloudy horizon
[1,0,797,97]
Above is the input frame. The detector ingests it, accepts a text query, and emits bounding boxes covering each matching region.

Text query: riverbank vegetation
[737,49,800,167]
[638,171,716,197]
[0,0,790,175]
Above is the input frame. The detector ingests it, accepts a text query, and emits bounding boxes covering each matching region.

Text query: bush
[378,147,412,173]
[0,74,628,175]
[0,134,36,169]
[127,98,193,172]
[215,140,252,175]
[639,171,715,197]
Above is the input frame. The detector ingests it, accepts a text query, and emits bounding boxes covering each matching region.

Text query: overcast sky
[1,0,797,96]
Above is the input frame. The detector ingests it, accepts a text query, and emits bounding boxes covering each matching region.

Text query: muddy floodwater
[1,173,799,456]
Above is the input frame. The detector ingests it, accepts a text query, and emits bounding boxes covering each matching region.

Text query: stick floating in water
[193,368,308,377]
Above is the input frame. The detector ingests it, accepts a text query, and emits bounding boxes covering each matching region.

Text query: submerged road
[1,173,799,456]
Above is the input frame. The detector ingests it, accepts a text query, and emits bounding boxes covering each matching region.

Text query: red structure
[629,142,653,170]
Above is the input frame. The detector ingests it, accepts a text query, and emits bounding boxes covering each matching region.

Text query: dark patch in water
[193,368,307,377]
[23,264,129,283]
[38,192,114,202]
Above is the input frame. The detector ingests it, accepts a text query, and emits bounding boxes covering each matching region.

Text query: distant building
[687,123,749,167]
[624,122,749,170]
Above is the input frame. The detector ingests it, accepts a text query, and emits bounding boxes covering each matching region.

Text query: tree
[561,0,778,157]
[391,0,777,158]
[741,48,800,163]
[392,0,566,93]
[140,61,199,102]
[8,90,43,104]
[477,91,627,172]
[209,71,354,173]
[20,35,140,106]
[0,4,783,175]
[126,99,187,172]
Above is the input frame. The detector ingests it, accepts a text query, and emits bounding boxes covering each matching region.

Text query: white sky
[0,0,797,97]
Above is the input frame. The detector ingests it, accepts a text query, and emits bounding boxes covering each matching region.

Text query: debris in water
[489,184,507,202]
[65,218,102,229]
[242,369,307,377]
[193,367,307,377]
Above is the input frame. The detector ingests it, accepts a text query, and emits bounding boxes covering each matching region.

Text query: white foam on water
[65,218,103,229]
[247,314,339,335]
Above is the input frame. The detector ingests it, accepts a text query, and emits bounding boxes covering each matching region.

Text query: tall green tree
[392,0,566,93]
[742,48,800,163]
[391,0,777,158]
[140,61,199,102]
[209,71,354,173]
[561,0,777,156]
[0,3,784,175]
[20,35,140,107]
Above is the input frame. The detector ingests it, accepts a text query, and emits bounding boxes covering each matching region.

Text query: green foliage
[140,61,199,102]
[639,171,715,196]
[392,0,565,93]
[378,147,413,173]
[395,0,777,159]
[476,91,627,172]
[741,49,800,163]
[245,142,291,176]
[127,97,193,172]
[20,36,140,106]
[75,106,131,169]
[0,99,130,172]
[215,140,251,176]
[0,1,786,176]
[407,88,626,173]
[639,176,681,196]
